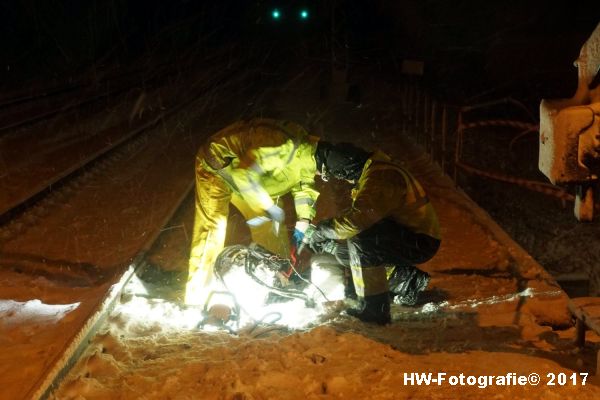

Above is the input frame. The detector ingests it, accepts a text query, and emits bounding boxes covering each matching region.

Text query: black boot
[389,266,430,306]
[346,292,391,325]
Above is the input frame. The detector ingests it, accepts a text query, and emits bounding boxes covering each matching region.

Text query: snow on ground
[50,132,600,399]
[50,282,600,400]
[3,63,600,400]
[0,299,80,327]
[0,268,114,400]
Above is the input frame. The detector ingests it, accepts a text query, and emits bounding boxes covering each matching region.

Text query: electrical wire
[212,243,333,336]
[287,260,330,303]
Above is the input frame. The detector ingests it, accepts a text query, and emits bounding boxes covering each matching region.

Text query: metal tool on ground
[196,290,241,333]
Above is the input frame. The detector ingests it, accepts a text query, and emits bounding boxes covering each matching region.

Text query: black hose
[244,251,312,304]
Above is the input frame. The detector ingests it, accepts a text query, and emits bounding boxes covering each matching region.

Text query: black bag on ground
[389,266,430,306]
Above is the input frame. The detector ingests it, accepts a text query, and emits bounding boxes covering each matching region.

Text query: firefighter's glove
[306,226,329,253]
[320,240,339,255]
[292,229,304,248]
[265,204,285,223]
[292,220,310,248]
[297,224,315,255]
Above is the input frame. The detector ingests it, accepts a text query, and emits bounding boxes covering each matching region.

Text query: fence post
[441,104,447,175]
[453,108,462,183]
[424,91,429,136]
[415,83,421,138]
[408,81,414,124]
[430,99,436,162]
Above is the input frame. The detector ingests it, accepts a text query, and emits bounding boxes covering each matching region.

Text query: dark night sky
[1,1,598,102]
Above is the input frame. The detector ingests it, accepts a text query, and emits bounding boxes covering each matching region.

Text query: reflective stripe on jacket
[331,151,440,240]
[197,118,320,220]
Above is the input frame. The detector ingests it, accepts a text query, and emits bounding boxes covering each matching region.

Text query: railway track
[0,62,195,219]
[34,186,196,400]
[0,45,249,219]
[0,59,183,135]
[0,38,292,399]
[0,62,240,287]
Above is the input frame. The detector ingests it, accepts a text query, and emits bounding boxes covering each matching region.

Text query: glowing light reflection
[120,255,347,332]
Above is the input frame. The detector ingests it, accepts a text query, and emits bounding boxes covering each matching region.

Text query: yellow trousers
[185,166,290,306]
[350,264,389,297]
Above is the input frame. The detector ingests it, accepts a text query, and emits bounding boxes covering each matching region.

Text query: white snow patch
[420,301,447,313]
[447,287,563,309]
[0,299,80,327]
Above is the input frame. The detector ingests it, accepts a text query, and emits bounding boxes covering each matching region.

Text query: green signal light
[271,9,281,19]
[300,9,309,19]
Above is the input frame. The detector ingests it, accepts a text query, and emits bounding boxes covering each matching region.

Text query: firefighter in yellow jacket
[186,118,320,306]
[305,142,441,324]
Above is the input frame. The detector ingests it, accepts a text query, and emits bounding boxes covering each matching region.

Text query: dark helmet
[315,141,370,181]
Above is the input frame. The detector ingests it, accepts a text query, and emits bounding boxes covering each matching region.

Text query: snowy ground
[3,61,600,399]
[50,145,600,398]
[55,81,600,398]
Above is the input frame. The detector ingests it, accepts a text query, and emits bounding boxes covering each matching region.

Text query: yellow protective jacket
[197,118,320,220]
[331,151,440,240]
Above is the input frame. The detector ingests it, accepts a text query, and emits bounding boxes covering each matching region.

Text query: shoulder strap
[369,160,430,210]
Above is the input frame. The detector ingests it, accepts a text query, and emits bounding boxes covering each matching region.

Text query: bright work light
[299,9,309,20]
[271,9,281,19]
